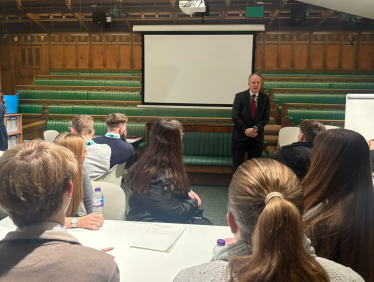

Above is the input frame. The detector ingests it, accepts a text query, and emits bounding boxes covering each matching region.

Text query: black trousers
[231,138,263,171]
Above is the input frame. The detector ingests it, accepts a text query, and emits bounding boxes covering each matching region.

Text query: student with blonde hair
[175,159,363,282]
[0,140,119,282]
[54,132,104,230]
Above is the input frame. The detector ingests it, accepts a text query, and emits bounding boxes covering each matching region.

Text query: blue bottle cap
[95,187,101,192]
[217,239,225,246]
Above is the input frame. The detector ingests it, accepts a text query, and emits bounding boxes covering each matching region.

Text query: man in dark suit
[232,73,270,170]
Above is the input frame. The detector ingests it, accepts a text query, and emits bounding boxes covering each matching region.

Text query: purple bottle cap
[217,239,225,246]
[95,187,101,192]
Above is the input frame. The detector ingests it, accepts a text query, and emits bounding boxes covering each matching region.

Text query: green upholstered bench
[260,73,374,78]
[34,79,142,87]
[19,90,88,100]
[18,90,142,102]
[263,81,331,93]
[18,104,43,114]
[139,123,268,174]
[272,93,346,114]
[50,71,142,76]
[285,109,345,126]
[46,120,146,152]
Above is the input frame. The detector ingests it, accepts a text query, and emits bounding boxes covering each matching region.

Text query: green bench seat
[18,104,43,114]
[50,71,142,76]
[87,91,142,101]
[261,73,374,78]
[46,120,146,137]
[34,79,142,87]
[273,94,346,113]
[330,82,374,89]
[18,90,142,101]
[19,90,87,100]
[263,81,331,92]
[286,109,345,126]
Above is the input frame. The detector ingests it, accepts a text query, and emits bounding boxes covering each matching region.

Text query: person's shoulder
[66,244,119,281]
[174,261,228,282]
[235,90,249,97]
[315,257,364,282]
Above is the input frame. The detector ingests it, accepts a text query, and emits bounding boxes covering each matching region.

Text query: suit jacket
[0,228,119,282]
[232,90,270,142]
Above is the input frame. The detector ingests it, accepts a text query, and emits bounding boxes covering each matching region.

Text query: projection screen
[143,33,254,106]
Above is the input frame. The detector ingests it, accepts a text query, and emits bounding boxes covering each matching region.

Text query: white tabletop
[126,137,143,144]
[0,217,231,282]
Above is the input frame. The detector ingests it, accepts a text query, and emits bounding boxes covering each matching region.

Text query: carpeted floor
[121,183,229,226]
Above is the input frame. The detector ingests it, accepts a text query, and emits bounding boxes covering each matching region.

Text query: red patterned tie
[252,94,256,119]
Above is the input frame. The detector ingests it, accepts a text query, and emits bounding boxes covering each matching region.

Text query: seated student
[0,140,119,282]
[174,159,364,282]
[94,113,134,168]
[369,139,374,172]
[303,129,374,282]
[270,119,325,179]
[126,118,201,223]
[70,115,111,179]
[54,132,104,230]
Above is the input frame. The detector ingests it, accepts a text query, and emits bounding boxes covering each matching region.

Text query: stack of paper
[130,223,186,253]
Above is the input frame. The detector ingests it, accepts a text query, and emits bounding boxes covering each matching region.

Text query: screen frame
[141,31,257,107]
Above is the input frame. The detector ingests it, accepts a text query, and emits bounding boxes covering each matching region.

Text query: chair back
[92,162,126,186]
[91,181,126,220]
[277,127,300,149]
[44,130,59,142]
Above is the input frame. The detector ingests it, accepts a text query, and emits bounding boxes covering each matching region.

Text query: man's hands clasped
[245,128,258,138]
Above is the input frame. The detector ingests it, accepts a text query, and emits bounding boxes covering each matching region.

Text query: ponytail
[228,159,330,282]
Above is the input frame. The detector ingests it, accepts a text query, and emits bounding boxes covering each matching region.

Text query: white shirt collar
[249,90,259,97]
[16,222,67,233]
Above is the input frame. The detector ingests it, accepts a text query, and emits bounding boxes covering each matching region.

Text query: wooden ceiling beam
[266,9,280,29]
[73,12,90,33]
[221,0,231,24]
[26,13,49,32]
[312,9,335,32]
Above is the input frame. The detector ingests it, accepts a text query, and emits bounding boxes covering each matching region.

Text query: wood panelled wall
[0,33,142,94]
[1,31,374,94]
[255,32,374,71]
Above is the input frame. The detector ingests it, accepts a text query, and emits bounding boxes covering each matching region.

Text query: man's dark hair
[299,120,326,143]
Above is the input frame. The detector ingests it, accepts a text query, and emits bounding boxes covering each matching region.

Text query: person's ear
[91,129,95,137]
[66,181,73,198]
[227,212,238,235]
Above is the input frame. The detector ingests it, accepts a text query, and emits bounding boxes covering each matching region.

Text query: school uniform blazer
[232,90,270,143]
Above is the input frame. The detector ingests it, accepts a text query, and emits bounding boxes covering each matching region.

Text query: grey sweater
[174,241,364,282]
[82,165,93,214]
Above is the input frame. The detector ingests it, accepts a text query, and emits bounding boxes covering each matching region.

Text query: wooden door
[18,46,43,85]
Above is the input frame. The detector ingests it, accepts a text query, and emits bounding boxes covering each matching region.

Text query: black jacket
[371,150,374,172]
[127,169,199,223]
[270,142,313,180]
[232,90,270,142]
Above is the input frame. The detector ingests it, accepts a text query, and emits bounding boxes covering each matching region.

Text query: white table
[126,137,143,144]
[0,217,231,282]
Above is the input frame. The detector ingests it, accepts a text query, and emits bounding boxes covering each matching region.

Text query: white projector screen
[345,94,374,141]
[143,34,254,106]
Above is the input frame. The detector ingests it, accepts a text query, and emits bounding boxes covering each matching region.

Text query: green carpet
[121,183,229,226]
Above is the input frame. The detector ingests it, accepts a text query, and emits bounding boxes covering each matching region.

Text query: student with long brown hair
[303,129,374,282]
[54,132,104,230]
[0,90,7,151]
[126,118,201,223]
[175,159,364,282]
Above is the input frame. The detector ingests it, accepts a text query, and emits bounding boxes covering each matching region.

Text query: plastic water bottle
[92,187,104,216]
[213,239,225,254]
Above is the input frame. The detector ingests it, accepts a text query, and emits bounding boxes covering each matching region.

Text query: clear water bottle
[213,239,225,254]
[92,187,104,216]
